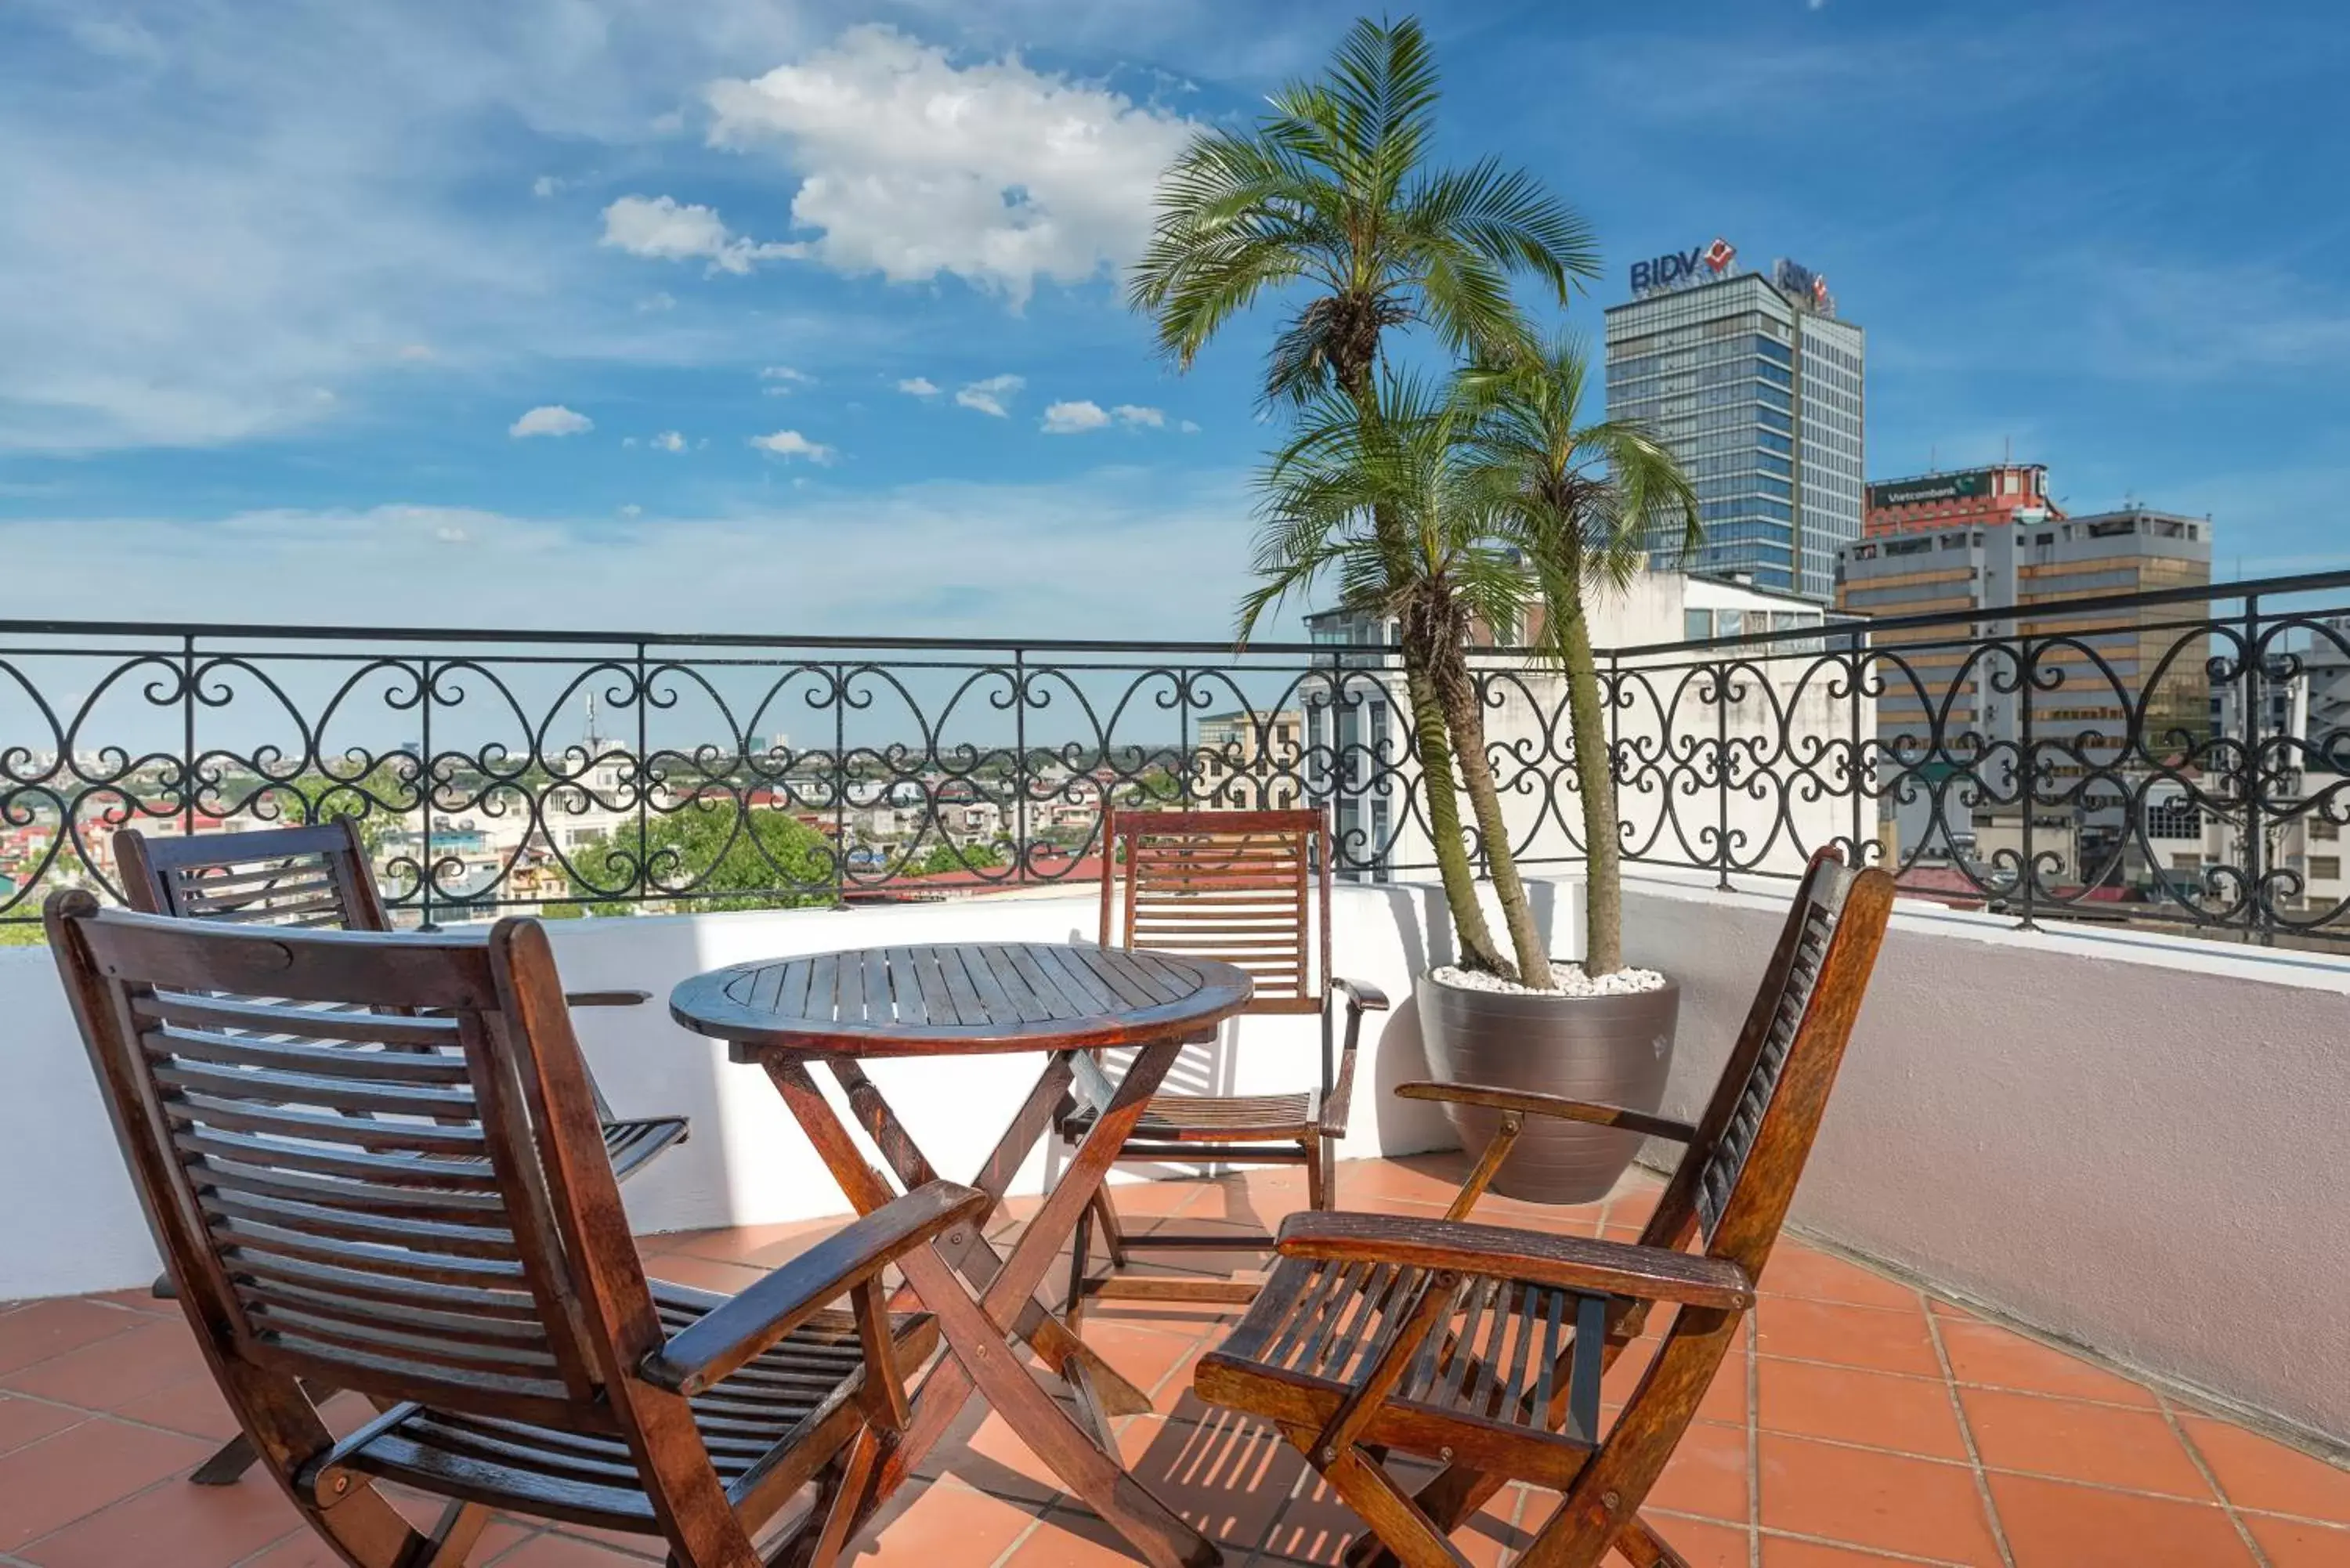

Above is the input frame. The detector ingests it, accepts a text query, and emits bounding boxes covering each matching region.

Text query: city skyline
[3,1,2345,640]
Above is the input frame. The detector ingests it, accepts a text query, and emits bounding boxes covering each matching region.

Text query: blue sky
[2,0,2346,638]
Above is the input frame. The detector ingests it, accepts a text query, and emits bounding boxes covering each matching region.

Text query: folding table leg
[764,1052,1219,1568]
[825,1055,1151,1415]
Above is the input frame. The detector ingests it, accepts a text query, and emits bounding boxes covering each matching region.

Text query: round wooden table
[670,941,1253,1568]
[670,940,1252,1060]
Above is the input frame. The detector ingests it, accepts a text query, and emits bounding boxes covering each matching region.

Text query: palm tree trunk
[1401,644,1511,976]
[1428,640,1554,988]
[1557,594,1622,976]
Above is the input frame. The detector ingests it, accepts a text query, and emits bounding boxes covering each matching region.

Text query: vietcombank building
[1604,240,1864,604]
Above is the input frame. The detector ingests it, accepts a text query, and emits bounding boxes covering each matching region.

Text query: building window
[2311,855,2342,883]
[2171,854,2204,873]
[1683,609,1712,641]
[2312,818,2341,841]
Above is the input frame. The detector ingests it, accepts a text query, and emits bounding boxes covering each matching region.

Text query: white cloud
[652,429,688,453]
[703,26,1198,304]
[897,377,940,397]
[395,342,435,362]
[1112,403,1164,428]
[0,3,843,454]
[600,193,794,276]
[635,291,678,313]
[509,404,592,439]
[1042,399,1109,435]
[1179,419,1201,434]
[761,365,815,385]
[750,428,835,462]
[955,373,1023,417]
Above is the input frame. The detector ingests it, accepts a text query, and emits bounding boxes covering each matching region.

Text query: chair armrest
[640,1180,989,1396]
[564,989,653,1008]
[1275,1210,1752,1311]
[1316,977,1387,1140]
[1395,1081,1695,1143]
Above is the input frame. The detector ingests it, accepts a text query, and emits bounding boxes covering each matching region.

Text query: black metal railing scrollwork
[5,568,2350,948]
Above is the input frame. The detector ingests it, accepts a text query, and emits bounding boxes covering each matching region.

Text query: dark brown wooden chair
[1061,807,1387,1324]
[1191,849,1894,1568]
[115,821,689,1484]
[46,890,980,1568]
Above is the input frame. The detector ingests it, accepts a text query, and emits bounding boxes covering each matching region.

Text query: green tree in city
[1133,14,1600,976]
[566,801,835,912]
[915,840,1003,876]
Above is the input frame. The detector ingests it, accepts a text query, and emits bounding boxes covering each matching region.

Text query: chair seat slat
[201,1188,524,1260]
[164,1096,490,1155]
[137,992,463,1050]
[173,1129,502,1190]
[143,1027,470,1082]
[217,1221,528,1288]
[225,1249,543,1320]
[156,1058,479,1117]
[248,1300,560,1375]
[242,1275,550,1347]
[191,1158,507,1219]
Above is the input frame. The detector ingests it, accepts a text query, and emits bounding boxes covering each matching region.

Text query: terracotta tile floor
[1,1155,2345,1567]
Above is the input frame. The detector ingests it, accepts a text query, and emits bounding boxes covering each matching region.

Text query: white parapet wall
[1624,872,2350,1449]
[3,870,2344,1446]
[0,885,1481,1303]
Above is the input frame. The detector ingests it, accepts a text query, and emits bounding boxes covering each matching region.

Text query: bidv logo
[1630,236,1736,292]
[1773,258,1831,307]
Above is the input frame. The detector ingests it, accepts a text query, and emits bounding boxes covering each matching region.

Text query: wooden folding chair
[117,820,689,1483]
[47,891,979,1568]
[1191,849,1893,1568]
[1061,807,1387,1323]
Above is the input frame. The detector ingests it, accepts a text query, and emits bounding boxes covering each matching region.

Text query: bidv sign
[1629,236,1736,293]
[1773,258,1831,308]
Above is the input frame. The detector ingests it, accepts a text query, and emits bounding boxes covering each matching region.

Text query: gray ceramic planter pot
[1415,969,1679,1204]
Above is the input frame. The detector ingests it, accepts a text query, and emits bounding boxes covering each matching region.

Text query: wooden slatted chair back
[1099,807,1329,1017]
[116,821,391,931]
[45,894,657,1440]
[1511,861,1893,1566]
[1624,847,1865,1263]
[1694,858,1891,1270]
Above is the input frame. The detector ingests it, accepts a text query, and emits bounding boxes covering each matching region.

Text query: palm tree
[1130,15,1596,417]
[1239,372,1554,982]
[1464,336,1701,975]
[1133,13,1598,975]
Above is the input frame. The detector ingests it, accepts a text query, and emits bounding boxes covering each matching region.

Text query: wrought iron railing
[5,569,2349,945]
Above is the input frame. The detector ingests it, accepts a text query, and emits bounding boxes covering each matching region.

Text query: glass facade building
[1604,271,1864,602]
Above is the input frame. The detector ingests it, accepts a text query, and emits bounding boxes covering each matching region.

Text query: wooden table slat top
[671,940,1253,1060]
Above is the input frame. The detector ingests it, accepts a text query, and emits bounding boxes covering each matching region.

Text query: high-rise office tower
[1605,244,1864,602]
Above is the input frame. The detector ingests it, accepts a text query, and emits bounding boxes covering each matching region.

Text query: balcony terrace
[1,1158,2343,1566]
[0,577,2346,1566]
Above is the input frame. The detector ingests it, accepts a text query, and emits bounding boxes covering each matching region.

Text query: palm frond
[1401,159,1601,304]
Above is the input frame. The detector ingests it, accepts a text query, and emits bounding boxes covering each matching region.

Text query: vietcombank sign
[1868,471,1994,509]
